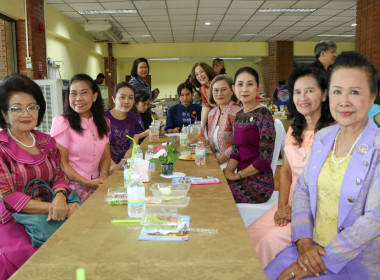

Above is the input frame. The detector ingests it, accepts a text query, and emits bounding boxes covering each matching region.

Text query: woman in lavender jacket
[265,52,380,280]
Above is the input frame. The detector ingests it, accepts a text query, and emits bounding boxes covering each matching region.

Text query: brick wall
[104,43,117,108]
[0,19,13,79]
[261,41,294,99]
[356,0,380,74]
[16,0,47,79]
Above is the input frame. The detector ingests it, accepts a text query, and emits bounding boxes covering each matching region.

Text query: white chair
[237,119,286,227]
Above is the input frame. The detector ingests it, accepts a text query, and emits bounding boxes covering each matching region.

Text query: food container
[105,187,127,205]
[140,207,182,231]
[150,183,190,197]
[145,196,190,207]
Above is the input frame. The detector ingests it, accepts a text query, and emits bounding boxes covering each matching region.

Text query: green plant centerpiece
[150,139,179,175]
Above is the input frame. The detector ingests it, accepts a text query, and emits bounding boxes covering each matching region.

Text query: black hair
[287,64,334,146]
[63,73,109,139]
[131,90,152,130]
[314,40,337,59]
[133,90,150,105]
[177,82,194,97]
[213,58,224,68]
[113,82,135,98]
[234,67,260,85]
[278,80,286,86]
[0,74,46,129]
[131,58,150,78]
[331,51,378,97]
[96,73,105,79]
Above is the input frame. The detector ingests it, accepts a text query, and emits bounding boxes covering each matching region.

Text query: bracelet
[100,170,109,177]
[237,171,243,179]
[55,190,67,199]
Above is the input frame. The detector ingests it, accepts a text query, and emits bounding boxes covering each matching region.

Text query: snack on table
[159,185,172,195]
[181,153,195,160]
[105,187,128,205]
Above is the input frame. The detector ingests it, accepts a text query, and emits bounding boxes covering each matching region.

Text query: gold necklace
[302,145,311,162]
[83,118,98,141]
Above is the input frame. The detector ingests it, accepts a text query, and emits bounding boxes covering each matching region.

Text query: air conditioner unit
[84,20,122,43]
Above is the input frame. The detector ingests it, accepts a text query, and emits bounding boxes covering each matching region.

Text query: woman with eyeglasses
[207,75,241,169]
[0,74,79,279]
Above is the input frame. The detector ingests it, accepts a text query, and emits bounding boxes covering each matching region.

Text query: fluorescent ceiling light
[123,34,151,38]
[149,58,180,61]
[258,8,316,13]
[239,34,276,37]
[205,22,211,26]
[78,10,136,15]
[351,23,357,26]
[318,34,355,37]
[214,57,242,60]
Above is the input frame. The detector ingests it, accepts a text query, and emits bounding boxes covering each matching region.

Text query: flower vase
[161,163,174,176]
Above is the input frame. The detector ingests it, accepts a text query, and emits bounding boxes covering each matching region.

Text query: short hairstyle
[177,82,194,97]
[278,80,286,86]
[134,90,150,105]
[113,82,135,98]
[63,73,109,139]
[208,74,238,106]
[0,74,46,129]
[190,62,217,88]
[213,58,224,68]
[96,73,105,79]
[331,51,378,97]
[375,79,380,105]
[131,57,150,77]
[234,67,260,85]
[314,40,337,59]
[287,64,334,146]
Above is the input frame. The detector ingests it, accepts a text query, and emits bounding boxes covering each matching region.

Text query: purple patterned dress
[105,110,144,164]
[228,106,275,203]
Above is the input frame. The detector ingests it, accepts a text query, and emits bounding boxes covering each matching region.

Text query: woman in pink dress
[247,64,334,267]
[0,74,79,279]
[51,74,111,202]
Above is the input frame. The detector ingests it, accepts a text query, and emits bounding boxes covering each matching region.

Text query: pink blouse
[0,130,69,223]
[50,115,109,181]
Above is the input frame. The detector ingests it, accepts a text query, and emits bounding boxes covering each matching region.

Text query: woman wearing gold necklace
[224,67,275,204]
[248,65,334,268]
[266,52,380,279]
[51,74,111,202]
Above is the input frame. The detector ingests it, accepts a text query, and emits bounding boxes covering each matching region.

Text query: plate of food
[179,153,195,160]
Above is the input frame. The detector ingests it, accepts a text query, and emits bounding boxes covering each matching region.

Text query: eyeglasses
[9,105,40,116]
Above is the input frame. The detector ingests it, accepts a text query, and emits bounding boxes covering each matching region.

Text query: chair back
[271,119,286,174]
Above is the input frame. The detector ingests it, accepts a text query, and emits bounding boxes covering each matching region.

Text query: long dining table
[11,136,266,280]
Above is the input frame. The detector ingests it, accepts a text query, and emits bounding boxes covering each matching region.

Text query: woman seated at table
[51,74,111,202]
[190,62,216,131]
[131,90,152,142]
[248,65,334,268]
[207,74,241,170]
[105,82,144,174]
[165,82,202,133]
[0,74,79,279]
[223,67,275,204]
[266,51,380,280]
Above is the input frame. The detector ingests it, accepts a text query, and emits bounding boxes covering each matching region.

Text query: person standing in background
[311,40,337,77]
[95,73,105,85]
[213,58,226,75]
[273,80,290,108]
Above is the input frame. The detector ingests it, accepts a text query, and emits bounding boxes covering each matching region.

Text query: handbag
[12,178,82,248]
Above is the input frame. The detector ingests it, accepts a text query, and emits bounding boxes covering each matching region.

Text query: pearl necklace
[7,128,36,148]
[331,130,363,164]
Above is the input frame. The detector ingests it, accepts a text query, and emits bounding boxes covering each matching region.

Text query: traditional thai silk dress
[247,128,315,267]
[0,130,70,279]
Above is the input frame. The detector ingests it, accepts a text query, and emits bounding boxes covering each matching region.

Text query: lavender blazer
[291,119,380,278]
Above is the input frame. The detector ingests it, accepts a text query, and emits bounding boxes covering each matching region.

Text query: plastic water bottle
[134,145,143,159]
[148,125,154,142]
[195,140,206,165]
[145,145,156,171]
[123,159,138,187]
[180,126,188,147]
[127,173,146,218]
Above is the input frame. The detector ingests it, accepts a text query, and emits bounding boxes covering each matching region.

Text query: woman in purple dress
[265,51,380,280]
[106,82,144,174]
[0,75,79,279]
[224,67,275,203]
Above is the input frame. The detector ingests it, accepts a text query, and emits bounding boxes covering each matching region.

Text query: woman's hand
[223,168,238,181]
[109,163,121,175]
[67,202,80,217]
[277,262,313,280]
[84,178,104,189]
[274,205,291,226]
[297,239,327,276]
[169,127,180,133]
[47,193,69,222]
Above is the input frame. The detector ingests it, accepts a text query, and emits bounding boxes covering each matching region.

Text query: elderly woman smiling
[0,75,79,279]
[265,52,380,280]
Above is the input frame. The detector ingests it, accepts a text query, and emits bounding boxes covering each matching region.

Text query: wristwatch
[55,190,68,200]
